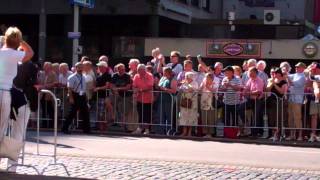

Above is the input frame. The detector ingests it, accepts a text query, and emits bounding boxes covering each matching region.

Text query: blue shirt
[288,73,306,104]
[67,73,86,94]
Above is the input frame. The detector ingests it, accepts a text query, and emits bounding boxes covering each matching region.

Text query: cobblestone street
[1,154,320,179]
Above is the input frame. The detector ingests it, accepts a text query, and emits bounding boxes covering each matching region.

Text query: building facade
[0,0,318,65]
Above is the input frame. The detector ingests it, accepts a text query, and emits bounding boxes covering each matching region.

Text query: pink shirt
[245,77,264,99]
[133,72,154,103]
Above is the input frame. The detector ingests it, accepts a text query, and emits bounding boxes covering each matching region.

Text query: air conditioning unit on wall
[264,10,280,25]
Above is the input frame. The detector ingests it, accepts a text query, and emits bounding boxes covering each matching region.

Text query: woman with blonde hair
[0,26,34,167]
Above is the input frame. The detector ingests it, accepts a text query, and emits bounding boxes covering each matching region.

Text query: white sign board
[68,32,81,39]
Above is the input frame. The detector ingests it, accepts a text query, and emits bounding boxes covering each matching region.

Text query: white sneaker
[143,129,150,135]
[203,134,213,138]
[269,135,278,142]
[308,135,316,143]
[132,128,142,134]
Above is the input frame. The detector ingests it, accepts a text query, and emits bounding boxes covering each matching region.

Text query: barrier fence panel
[29,87,320,143]
[174,91,280,139]
[35,89,69,175]
[0,88,39,174]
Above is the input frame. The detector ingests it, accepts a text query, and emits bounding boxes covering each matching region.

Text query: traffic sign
[68,32,81,39]
[70,0,95,8]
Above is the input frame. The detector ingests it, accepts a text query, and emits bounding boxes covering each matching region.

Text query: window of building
[177,0,188,4]
[191,0,199,7]
[202,0,210,11]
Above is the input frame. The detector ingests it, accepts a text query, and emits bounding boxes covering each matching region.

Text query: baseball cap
[96,61,108,68]
[295,62,306,68]
[222,66,234,72]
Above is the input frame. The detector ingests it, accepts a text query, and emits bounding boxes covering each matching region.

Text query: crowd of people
[34,47,320,143]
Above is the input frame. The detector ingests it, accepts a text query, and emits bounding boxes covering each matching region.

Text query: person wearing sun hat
[286,62,307,141]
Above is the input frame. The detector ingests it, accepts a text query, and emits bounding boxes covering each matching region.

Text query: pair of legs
[0,91,12,169]
[6,104,31,172]
[201,109,216,137]
[155,100,173,135]
[248,99,263,136]
[63,94,90,133]
[181,126,192,136]
[287,102,303,140]
[307,101,320,142]
[134,102,152,134]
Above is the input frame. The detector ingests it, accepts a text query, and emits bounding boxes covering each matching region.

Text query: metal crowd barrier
[35,89,69,175]
[0,88,39,174]
[30,87,320,143]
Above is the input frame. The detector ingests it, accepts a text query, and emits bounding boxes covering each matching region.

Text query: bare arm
[19,41,34,63]
[197,55,209,73]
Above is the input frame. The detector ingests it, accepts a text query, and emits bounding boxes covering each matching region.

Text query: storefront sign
[303,42,318,58]
[207,40,261,58]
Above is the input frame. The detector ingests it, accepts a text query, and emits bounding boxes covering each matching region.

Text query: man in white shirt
[58,63,72,87]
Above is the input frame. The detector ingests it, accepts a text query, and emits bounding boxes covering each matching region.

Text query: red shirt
[133,72,154,103]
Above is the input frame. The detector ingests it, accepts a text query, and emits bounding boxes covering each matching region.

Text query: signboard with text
[68,32,81,39]
[70,0,95,8]
[207,40,261,58]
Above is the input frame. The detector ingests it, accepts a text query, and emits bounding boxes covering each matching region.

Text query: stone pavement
[1,154,320,179]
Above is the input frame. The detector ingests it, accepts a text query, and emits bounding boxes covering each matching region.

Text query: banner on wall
[113,37,145,58]
[206,40,261,59]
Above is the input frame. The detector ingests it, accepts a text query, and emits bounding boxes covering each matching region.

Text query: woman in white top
[179,72,199,136]
[0,27,33,163]
[199,73,219,138]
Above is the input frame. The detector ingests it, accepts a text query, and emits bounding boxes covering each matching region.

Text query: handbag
[0,136,24,161]
[180,97,192,109]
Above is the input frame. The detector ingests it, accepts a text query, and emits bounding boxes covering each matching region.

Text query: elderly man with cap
[99,55,113,75]
[307,63,320,142]
[94,61,113,131]
[62,62,90,134]
[286,62,307,141]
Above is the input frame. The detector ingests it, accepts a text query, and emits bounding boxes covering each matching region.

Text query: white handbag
[0,136,23,161]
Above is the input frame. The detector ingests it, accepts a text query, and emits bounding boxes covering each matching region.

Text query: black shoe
[63,129,71,134]
[83,130,92,134]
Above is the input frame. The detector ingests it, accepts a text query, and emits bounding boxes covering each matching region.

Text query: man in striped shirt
[220,66,244,126]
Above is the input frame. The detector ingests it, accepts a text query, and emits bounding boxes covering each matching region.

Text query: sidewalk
[1,154,320,179]
[0,171,88,180]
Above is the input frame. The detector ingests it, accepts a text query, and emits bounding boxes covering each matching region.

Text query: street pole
[38,0,46,65]
[72,4,79,66]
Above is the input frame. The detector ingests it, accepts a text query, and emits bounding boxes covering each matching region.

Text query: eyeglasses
[170,55,178,58]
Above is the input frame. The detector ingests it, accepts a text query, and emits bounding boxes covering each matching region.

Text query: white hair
[151,47,160,56]
[129,58,140,65]
[214,62,223,68]
[185,72,194,79]
[137,63,146,71]
[257,60,266,69]
[59,63,69,68]
[247,59,257,67]
[280,61,292,72]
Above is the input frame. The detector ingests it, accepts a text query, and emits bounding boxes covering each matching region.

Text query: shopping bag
[224,127,239,139]
[0,136,23,161]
